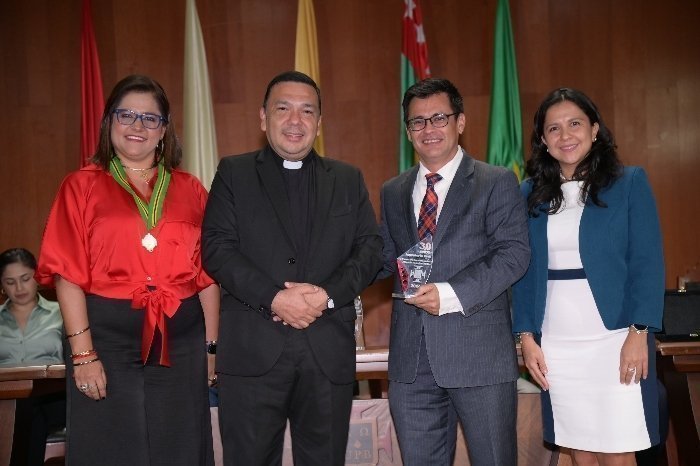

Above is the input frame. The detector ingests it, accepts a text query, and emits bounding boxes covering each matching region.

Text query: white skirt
[541,277,654,452]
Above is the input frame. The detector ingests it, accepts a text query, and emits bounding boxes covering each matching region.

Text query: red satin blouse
[36,164,214,365]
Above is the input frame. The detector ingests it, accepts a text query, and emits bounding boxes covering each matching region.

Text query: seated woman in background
[0,247,63,367]
[0,247,65,466]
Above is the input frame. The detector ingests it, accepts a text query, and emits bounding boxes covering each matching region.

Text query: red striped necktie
[417,173,443,240]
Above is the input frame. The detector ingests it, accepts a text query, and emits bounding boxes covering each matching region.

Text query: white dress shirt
[412,147,464,315]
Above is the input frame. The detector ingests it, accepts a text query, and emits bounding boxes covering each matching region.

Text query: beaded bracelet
[71,349,97,360]
[74,357,100,366]
[66,326,90,339]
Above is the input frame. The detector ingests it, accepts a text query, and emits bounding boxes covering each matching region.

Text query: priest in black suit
[202,71,382,466]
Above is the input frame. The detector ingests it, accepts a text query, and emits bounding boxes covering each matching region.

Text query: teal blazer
[512,166,664,333]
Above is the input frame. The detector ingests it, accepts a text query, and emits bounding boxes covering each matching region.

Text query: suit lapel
[400,166,420,246]
[308,154,335,258]
[524,174,548,251]
[432,155,475,249]
[256,148,297,249]
[580,179,620,253]
[530,206,548,267]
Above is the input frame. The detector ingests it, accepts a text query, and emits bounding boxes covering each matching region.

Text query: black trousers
[218,330,353,466]
[10,393,66,466]
[65,294,213,466]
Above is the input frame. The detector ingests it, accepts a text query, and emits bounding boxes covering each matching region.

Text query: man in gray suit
[379,78,529,465]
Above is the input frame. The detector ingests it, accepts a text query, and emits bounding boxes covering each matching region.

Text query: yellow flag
[295,0,325,156]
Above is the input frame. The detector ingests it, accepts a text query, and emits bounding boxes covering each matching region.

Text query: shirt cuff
[434,282,464,315]
[262,286,283,314]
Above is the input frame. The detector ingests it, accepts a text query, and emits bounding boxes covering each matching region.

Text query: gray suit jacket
[379,153,530,388]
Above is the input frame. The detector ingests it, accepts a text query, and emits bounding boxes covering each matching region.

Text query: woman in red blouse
[37,75,219,466]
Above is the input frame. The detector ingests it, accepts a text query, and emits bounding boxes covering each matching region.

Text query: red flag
[399,0,431,172]
[80,0,104,167]
[402,0,430,81]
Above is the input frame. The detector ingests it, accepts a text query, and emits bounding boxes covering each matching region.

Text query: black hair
[526,87,622,215]
[91,75,181,171]
[262,71,322,113]
[0,248,37,276]
[402,78,464,122]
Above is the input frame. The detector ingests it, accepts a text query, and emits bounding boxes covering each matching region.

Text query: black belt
[548,268,586,280]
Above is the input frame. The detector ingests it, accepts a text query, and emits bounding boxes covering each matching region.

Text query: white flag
[183,0,218,189]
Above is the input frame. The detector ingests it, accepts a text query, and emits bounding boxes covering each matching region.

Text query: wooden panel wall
[1,0,698,347]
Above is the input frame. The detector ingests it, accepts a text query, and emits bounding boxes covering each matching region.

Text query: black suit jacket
[202,146,382,384]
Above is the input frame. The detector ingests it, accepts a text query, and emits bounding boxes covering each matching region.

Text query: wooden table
[656,340,700,465]
[356,345,527,376]
[0,365,65,466]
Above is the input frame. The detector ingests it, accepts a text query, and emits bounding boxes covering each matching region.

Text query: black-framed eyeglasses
[113,109,167,129]
[406,112,458,132]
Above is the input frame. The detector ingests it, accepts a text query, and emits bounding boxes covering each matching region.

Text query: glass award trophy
[392,234,434,299]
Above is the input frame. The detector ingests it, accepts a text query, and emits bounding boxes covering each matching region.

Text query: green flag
[486,0,523,180]
[400,0,431,173]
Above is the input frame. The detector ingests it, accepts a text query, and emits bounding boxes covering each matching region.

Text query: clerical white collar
[283,160,303,170]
